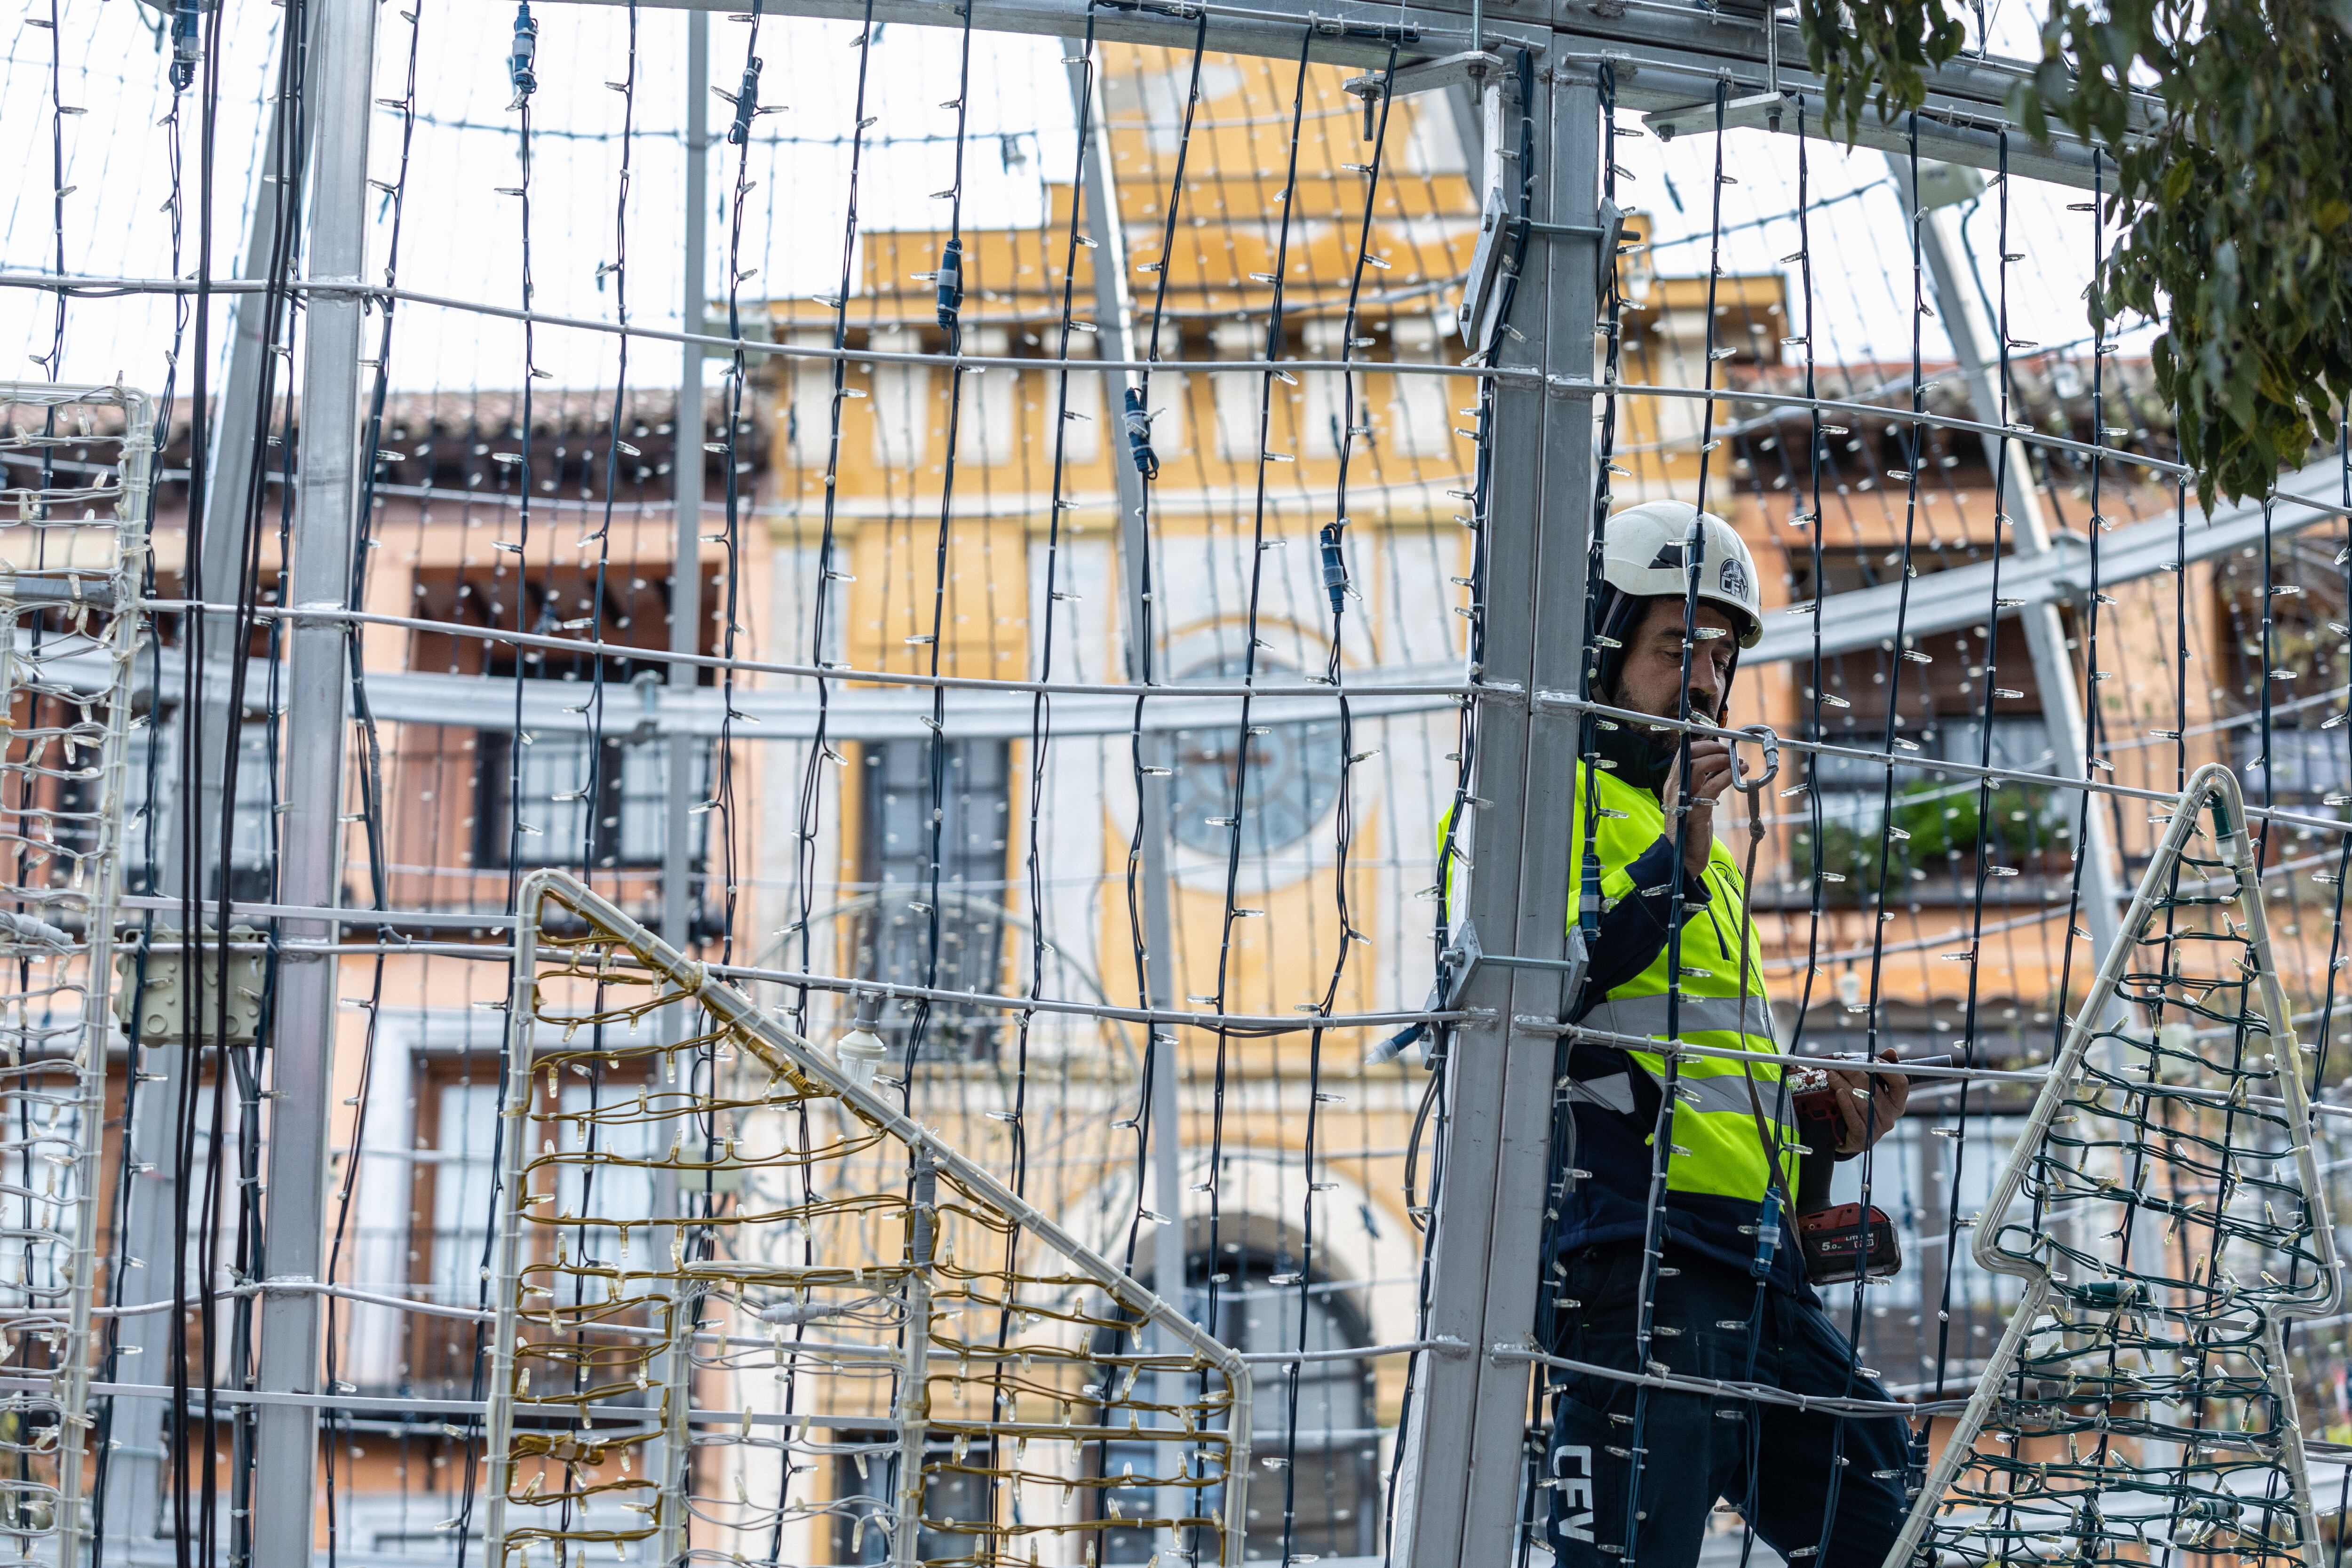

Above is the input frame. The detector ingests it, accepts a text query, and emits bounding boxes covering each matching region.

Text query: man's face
[1613,597,1739,729]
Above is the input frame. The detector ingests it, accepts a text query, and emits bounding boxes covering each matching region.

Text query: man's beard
[1641,692,1715,753]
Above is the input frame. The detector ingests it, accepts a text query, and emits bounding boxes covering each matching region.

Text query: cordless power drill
[1785,1054,1945,1286]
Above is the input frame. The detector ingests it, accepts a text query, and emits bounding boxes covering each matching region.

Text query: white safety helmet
[1598,499,1763,648]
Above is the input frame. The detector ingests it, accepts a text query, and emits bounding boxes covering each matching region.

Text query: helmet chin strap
[1590,586,1646,706]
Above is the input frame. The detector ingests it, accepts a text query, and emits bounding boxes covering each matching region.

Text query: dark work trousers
[1542,1242,1915,1568]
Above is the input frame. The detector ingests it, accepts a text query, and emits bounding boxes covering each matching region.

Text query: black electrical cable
[1929,123,2018,1409]
[788,0,882,1045]
[1113,2,1206,1294]
[317,0,432,1555]
[1275,41,1397,1568]
[1195,40,1317,1512]
[899,0,979,1098]
[1615,76,1728,1565]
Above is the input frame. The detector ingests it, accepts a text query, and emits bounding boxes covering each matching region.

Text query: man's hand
[1825,1050,1909,1155]
[1660,737,1733,882]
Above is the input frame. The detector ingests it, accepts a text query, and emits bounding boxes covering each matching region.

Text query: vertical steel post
[889,1150,938,1568]
[1466,63,1600,1565]
[646,21,710,1545]
[1893,157,2130,1023]
[1065,40,1190,1551]
[248,0,376,1559]
[1395,60,1601,1568]
[105,81,303,1560]
[667,13,709,961]
[189,98,301,872]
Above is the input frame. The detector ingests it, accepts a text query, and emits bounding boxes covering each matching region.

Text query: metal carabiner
[1731,723,1780,797]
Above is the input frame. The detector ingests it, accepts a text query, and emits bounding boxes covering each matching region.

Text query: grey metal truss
[552,0,2142,189]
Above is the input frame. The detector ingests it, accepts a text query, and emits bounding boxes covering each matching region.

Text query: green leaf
[1800,0,2352,507]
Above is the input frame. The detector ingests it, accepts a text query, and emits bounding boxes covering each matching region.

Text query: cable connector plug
[1121,385,1159,480]
[506,3,539,111]
[169,0,203,93]
[935,236,963,334]
[726,56,763,146]
[1319,520,1349,616]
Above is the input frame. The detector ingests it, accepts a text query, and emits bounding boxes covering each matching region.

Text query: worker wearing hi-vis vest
[1540,501,1914,1568]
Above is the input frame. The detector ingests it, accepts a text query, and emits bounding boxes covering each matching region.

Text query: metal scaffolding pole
[248,0,376,1558]
[1393,58,1602,1568]
[1065,39,1190,1552]
[103,60,304,1557]
[666,12,709,964]
[1892,155,2130,1026]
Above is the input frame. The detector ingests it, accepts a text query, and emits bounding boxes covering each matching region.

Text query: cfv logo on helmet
[1718,554,1749,602]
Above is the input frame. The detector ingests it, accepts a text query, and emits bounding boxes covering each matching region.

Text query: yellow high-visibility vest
[1573,760,1797,1202]
[1445,761,1798,1202]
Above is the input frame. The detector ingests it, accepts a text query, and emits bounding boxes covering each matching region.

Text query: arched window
[1096,1250,1380,1563]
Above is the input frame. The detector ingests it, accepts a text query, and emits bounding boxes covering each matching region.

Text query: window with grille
[857,738,1010,1061]
[472,731,689,871]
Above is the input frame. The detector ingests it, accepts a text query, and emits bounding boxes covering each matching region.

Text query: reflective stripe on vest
[1584,992,1775,1046]
[1573,763,1795,1204]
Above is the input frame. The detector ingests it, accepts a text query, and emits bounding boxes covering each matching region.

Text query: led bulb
[835,989,888,1090]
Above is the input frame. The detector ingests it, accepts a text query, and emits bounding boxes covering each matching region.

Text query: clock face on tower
[1169,656,1342,860]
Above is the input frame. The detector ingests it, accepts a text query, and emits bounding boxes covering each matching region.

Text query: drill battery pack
[1793,1201,1901,1285]
[1788,1072,1902,1287]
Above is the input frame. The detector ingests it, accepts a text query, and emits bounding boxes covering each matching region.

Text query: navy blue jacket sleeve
[1572,836,1711,1020]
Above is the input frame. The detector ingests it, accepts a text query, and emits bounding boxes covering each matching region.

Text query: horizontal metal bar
[1458,951,1582,975]
[1347,49,1509,97]
[548,0,1489,68]
[146,599,1481,708]
[112,892,1457,1030]
[1240,1337,1464,1365]
[546,0,2135,188]
[701,953,1457,1035]
[119,939,505,959]
[1545,1020,2352,1126]
[317,660,1469,742]
[1530,691,2352,838]
[1751,452,2348,663]
[1491,1345,1968,1417]
[29,1374,942,1432]
[118,894,516,930]
[0,273,1517,382]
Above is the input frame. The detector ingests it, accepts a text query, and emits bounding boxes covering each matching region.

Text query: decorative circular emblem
[1170,656,1342,858]
[1718,553,1750,604]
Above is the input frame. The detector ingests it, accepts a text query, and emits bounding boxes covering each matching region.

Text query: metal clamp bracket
[1507,199,1625,317]
[1439,918,1591,1010]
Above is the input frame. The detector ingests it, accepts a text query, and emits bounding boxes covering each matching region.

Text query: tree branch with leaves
[1798,0,2352,511]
